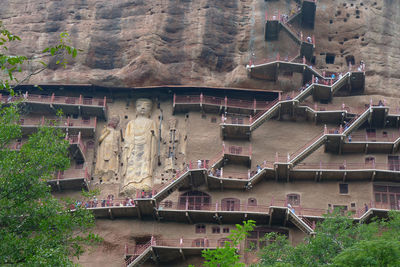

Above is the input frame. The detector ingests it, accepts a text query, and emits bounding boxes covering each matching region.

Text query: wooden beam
[108,208,114,220]
[179,248,186,261]
[214,213,222,225]
[135,202,142,219]
[283,210,289,227]
[151,247,159,264]
[286,165,290,183]
[269,208,274,226]
[185,211,193,224]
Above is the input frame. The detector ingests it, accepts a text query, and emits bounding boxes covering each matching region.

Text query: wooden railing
[294,162,396,171]
[174,93,276,111]
[18,116,97,128]
[54,166,89,180]
[0,92,107,107]
[223,144,252,157]
[158,201,269,213]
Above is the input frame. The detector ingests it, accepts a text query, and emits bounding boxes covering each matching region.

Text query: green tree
[200,220,256,267]
[0,22,99,266]
[257,211,400,267]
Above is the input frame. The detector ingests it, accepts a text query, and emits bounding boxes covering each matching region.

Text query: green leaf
[39,61,48,67]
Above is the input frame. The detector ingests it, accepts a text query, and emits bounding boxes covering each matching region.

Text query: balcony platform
[221,124,251,140]
[1,93,108,120]
[47,177,88,191]
[301,0,316,28]
[19,116,97,137]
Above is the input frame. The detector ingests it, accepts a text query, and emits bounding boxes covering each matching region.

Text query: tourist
[256,165,262,173]
[307,36,312,43]
[197,159,202,169]
[364,203,369,213]
[210,167,216,176]
[287,203,295,214]
[378,100,384,106]
[315,77,319,84]
[93,196,98,207]
[348,135,352,142]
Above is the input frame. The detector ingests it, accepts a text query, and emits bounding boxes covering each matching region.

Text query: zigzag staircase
[126,246,152,267]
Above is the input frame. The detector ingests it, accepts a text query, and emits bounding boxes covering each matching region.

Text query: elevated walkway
[0,92,108,120]
[341,132,400,154]
[222,145,252,167]
[265,9,315,61]
[66,132,87,162]
[301,0,317,28]
[18,116,97,137]
[222,72,363,139]
[265,19,280,41]
[125,238,219,267]
[47,167,89,191]
[291,163,400,182]
[173,93,277,115]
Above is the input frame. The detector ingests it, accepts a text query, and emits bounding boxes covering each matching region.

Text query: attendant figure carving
[95,115,120,181]
[121,98,157,194]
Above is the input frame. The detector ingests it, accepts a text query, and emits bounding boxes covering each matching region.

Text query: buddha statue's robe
[121,116,157,194]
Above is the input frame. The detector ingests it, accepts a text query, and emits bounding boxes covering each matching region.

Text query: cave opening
[345,55,355,66]
[325,53,336,64]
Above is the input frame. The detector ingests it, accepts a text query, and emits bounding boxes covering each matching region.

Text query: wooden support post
[108,208,114,220]
[185,211,193,224]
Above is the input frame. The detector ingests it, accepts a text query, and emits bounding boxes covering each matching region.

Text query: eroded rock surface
[1,0,399,95]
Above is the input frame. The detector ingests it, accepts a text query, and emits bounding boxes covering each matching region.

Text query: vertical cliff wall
[1,0,400,95]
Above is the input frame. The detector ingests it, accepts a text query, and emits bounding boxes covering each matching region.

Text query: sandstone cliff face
[1,0,400,96]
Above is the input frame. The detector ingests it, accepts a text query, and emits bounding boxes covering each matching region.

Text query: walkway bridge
[47,167,89,191]
[18,115,97,137]
[0,92,108,120]
[264,0,317,60]
[221,71,365,139]
[173,93,278,115]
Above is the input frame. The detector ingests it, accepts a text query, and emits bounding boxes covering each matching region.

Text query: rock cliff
[1,0,400,96]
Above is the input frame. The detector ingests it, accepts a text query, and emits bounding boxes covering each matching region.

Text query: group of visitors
[70,194,136,209]
[209,167,222,177]
[357,60,365,72]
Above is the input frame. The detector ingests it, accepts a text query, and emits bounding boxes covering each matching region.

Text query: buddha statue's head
[108,115,120,129]
[135,98,153,118]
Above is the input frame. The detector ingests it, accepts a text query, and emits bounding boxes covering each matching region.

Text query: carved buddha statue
[95,115,120,180]
[121,98,157,195]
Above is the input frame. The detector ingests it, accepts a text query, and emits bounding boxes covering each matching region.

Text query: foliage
[256,210,400,267]
[200,220,256,267]
[1,21,80,93]
[0,105,100,266]
[0,22,100,266]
